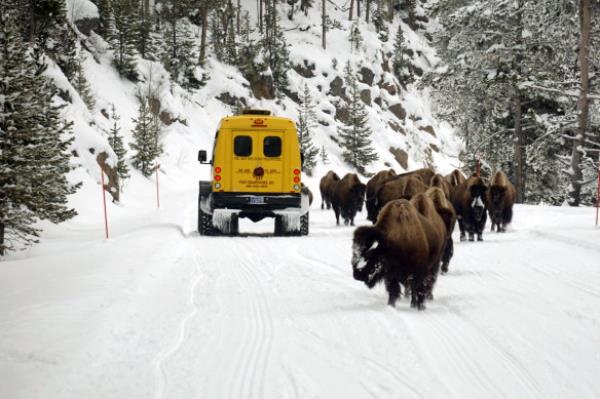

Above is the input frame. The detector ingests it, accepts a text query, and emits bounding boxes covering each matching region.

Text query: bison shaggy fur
[372,175,428,222]
[331,173,366,226]
[319,171,340,210]
[451,175,488,242]
[426,187,457,274]
[352,199,446,309]
[487,171,516,232]
[366,169,396,223]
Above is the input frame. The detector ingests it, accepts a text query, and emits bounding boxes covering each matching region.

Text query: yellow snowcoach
[198,110,309,236]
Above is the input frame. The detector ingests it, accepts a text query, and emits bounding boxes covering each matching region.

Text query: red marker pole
[100,166,109,239]
[156,164,160,209]
[476,156,481,177]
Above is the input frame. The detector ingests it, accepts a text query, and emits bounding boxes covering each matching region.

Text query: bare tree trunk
[365,0,370,23]
[569,0,592,206]
[357,0,361,18]
[349,0,354,20]
[513,95,525,203]
[322,0,326,49]
[237,0,241,33]
[199,7,208,66]
[387,0,393,21]
[259,0,264,33]
[0,220,4,256]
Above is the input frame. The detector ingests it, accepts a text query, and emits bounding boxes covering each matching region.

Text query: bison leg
[384,276,401,307]
[441,238,453,274]
[410,272,427,310]
[458,219,466,241]
[468,232,474,241]
[334,206,341,225]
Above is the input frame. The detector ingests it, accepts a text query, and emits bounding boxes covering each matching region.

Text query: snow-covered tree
[337,62,378,173]
[108,0,138,80]
[297,83,320,176]
[261,0,291,96]
[107,105,130,189]
[319,145,330,165]
[392,24,411,85]
[1,12,77,254]
[372,0,388,41]
[349,20,363,53]
[73,51,96,110]
[134,0,156,60]
[130,96,163,177]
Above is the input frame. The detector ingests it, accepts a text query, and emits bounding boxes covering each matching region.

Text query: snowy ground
[1,183,600,399]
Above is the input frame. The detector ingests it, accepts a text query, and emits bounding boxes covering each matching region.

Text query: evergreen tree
[300,0,313,15]
[134,0,156,60]
[297,83,320,176]
[372,0,388,41]
[210,10,226,61]
[96,0,112,36]
[392,24,411,84]
[337,62,378,173]
[130,96,163,177]
[160,0,200,89]
[319,145,329,165]
[73,51,96,110]
[108,0,138,80]
[261,0,291,96]
[107,105,130,189]
[237,11,261,80]
[1,10,77,254]
[348,20,363,53]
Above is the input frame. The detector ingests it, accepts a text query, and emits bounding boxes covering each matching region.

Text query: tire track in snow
[225,241,275,399]
[153,242,202,399]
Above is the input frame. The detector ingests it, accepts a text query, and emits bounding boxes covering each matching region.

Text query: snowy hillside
[55,0,461,228]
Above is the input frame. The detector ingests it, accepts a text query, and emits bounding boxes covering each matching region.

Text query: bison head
[351,183,367,212]
[352,226,384,288]
[471,194,486,222]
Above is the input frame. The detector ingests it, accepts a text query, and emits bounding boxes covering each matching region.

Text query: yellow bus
[198,110,309,236]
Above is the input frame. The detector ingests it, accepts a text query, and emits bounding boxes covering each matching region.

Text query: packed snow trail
[1,190,600,398]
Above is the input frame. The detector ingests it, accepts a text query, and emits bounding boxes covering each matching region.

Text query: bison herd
[317,168,517,310]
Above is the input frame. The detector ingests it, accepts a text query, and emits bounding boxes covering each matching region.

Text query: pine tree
[96,0,112,36]
[237,11,261,81]
[319,145,329,165]
[1,10,77,254]
[73,51,96,110]
[392,24,411,84]
[337,62,378,173]
[160,0,200,89]
[300,0,313,15]
[349,20,363,52]
[134,0,156,60]
[108,0,138,80]
[261,0,291,96]
[372,0,388,41]
[108,105,130,189]
[297,83,320,176]
[130,96,163,177]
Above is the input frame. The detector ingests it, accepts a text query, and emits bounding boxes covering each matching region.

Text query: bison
[426,187,457,274]
[372,175,428,222]
[445,169,466,189]
[430,173,452,200]
[351,198,445,310]
[331,173,366,226]
[487,171,516,232]
[451,175,488,242]
[366,169,396,223]
[319,170,340,210]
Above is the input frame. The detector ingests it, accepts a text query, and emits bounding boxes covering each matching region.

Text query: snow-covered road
[1,189,600,399]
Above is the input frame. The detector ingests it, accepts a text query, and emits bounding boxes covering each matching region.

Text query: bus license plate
[249,196,265,204]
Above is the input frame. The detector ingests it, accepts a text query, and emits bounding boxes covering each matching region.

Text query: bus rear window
[234,136,252,157]
[264,136,282,157]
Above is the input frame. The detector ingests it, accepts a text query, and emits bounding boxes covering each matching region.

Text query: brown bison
[366,169,396,223]
[487,171,516,232]
[451,175,488,242]
[351,198,445,309]
[430,174,452,199]
[331,173,366,226]
[372,175,428,222]
[445,169,466,188]
[319,171,340,210]
[426,187,457,274]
